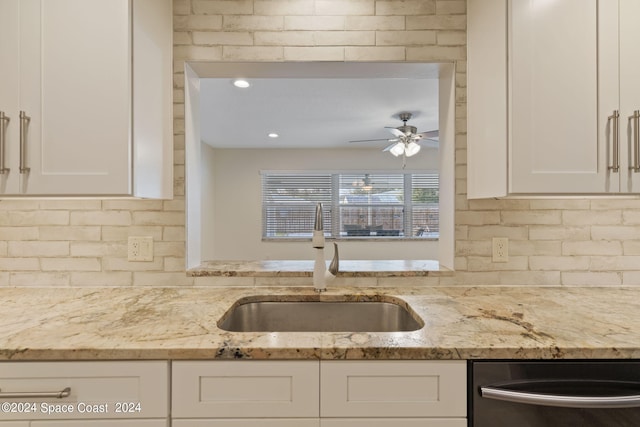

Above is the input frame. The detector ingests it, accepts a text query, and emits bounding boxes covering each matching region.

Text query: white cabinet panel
[0,0,172,197]
[509,0,604,193]
[33,421,167,427]
[467,0,508,198]
[32,0,131,195]
[172,361,319,419]
[320,361,466,418]
[468,0,640,196]
[173,420,319,427]
[172,360,467,425]
[620,0,640,192]
[0,423,29,427]
[0,0,21,193]
[321,419,467,427]
[0,361,168,420]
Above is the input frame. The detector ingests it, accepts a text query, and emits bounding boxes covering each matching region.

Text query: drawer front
[0,361,168,420]
[320,361,466,418]
[321,419,467,427]
[32,421,167,427]
[172,361,319,419]
[173,419,319,427]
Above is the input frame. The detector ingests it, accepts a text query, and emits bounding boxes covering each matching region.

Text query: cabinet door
[172,361,320,419]
[173,420,319,427]
[32,421,167,427]
[509,0,608,193]
[620,0,640,192]
[0,361,168,421]
[321,419,466,427]
[320,361,466,418]
[0,0,22,194]
[20,0,131,195]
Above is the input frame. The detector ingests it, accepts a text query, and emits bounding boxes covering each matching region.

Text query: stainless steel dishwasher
[470,360,640,426]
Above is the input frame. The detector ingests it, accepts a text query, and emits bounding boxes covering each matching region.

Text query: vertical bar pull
[0,112,9,174]
[19,110,30,174]
[630,110,640,173]
[609,110,620,172]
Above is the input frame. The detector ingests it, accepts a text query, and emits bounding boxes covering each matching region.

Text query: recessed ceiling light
[268,133,279,138]
[233,79,250,88]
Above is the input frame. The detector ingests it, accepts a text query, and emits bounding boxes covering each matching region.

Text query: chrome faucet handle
[328,242,339,276]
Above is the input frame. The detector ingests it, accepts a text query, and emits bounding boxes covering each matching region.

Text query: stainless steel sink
[218,298,424,332]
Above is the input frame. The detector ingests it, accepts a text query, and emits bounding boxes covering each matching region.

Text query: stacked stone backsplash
[0,0,636,287]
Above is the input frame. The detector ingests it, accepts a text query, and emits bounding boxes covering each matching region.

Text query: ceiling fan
[349,112,439,166]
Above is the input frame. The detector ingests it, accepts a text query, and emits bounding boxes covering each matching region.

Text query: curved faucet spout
[329,242,339,276]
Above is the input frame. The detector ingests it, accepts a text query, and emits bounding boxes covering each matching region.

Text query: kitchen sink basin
[217,297,424,332]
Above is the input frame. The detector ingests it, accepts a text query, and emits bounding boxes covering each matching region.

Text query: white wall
[205,147,439,260]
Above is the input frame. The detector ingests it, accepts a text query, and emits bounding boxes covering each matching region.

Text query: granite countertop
[1,286,638,361]
[188,260,450,277]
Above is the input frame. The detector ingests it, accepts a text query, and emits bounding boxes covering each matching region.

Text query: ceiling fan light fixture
[405,141,421,157]
[390,142,405,157]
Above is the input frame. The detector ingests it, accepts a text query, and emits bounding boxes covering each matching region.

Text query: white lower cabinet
[172,360,319,419]
[321,420,466,427]
[171,360,466,426]
[0,362,168,426]
[173,420,319,427]
[0,422,165,427]
[32,422,166,426]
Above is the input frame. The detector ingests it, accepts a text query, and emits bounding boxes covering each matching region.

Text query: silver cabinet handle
[0,387,71,399]
[630,110,640,172]
[0,112,9,174]
[481,382,640,409]
[609,110,620,172]
[19,110,30,174]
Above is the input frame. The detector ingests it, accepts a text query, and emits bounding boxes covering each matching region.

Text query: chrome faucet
[312,202,339,292]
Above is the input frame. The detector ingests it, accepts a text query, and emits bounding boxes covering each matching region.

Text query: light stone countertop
[188,260,450,277]
[1,286,638,361]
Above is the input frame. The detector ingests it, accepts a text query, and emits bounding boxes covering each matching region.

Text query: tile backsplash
[1,0,638,287]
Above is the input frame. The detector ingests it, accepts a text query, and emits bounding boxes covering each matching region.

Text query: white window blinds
[262,171,438,239]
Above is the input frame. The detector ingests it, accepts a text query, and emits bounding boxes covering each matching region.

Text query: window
[262,172,439,240]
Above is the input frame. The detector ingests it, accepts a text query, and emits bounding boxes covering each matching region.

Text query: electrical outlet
[492,237,509,263]
[128,236,154,262]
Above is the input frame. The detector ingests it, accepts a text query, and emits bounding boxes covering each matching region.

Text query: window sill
[262,237,439,242]
[187,260,452,278]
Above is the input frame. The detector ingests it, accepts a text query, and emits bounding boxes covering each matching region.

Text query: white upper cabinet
[468,0,640,197]
[0,0,172,197]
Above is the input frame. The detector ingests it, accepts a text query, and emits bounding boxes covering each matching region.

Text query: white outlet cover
[492,237,509,263]
[128,236,154,262]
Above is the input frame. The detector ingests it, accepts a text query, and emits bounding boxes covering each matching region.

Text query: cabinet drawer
[0,361,168,420]
[172,361,319,418]
[173,420,319,427]
[32,421,167,427]
[321,419,467,427]
[320,361,466,418]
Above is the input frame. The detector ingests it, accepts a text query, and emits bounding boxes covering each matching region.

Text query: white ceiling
[199,73,439,150]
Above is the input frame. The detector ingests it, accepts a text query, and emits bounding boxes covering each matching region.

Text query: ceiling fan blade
[348,138,394,143]
[420,138,439,148]
[385,127,405,138]
[420,129,439,138]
